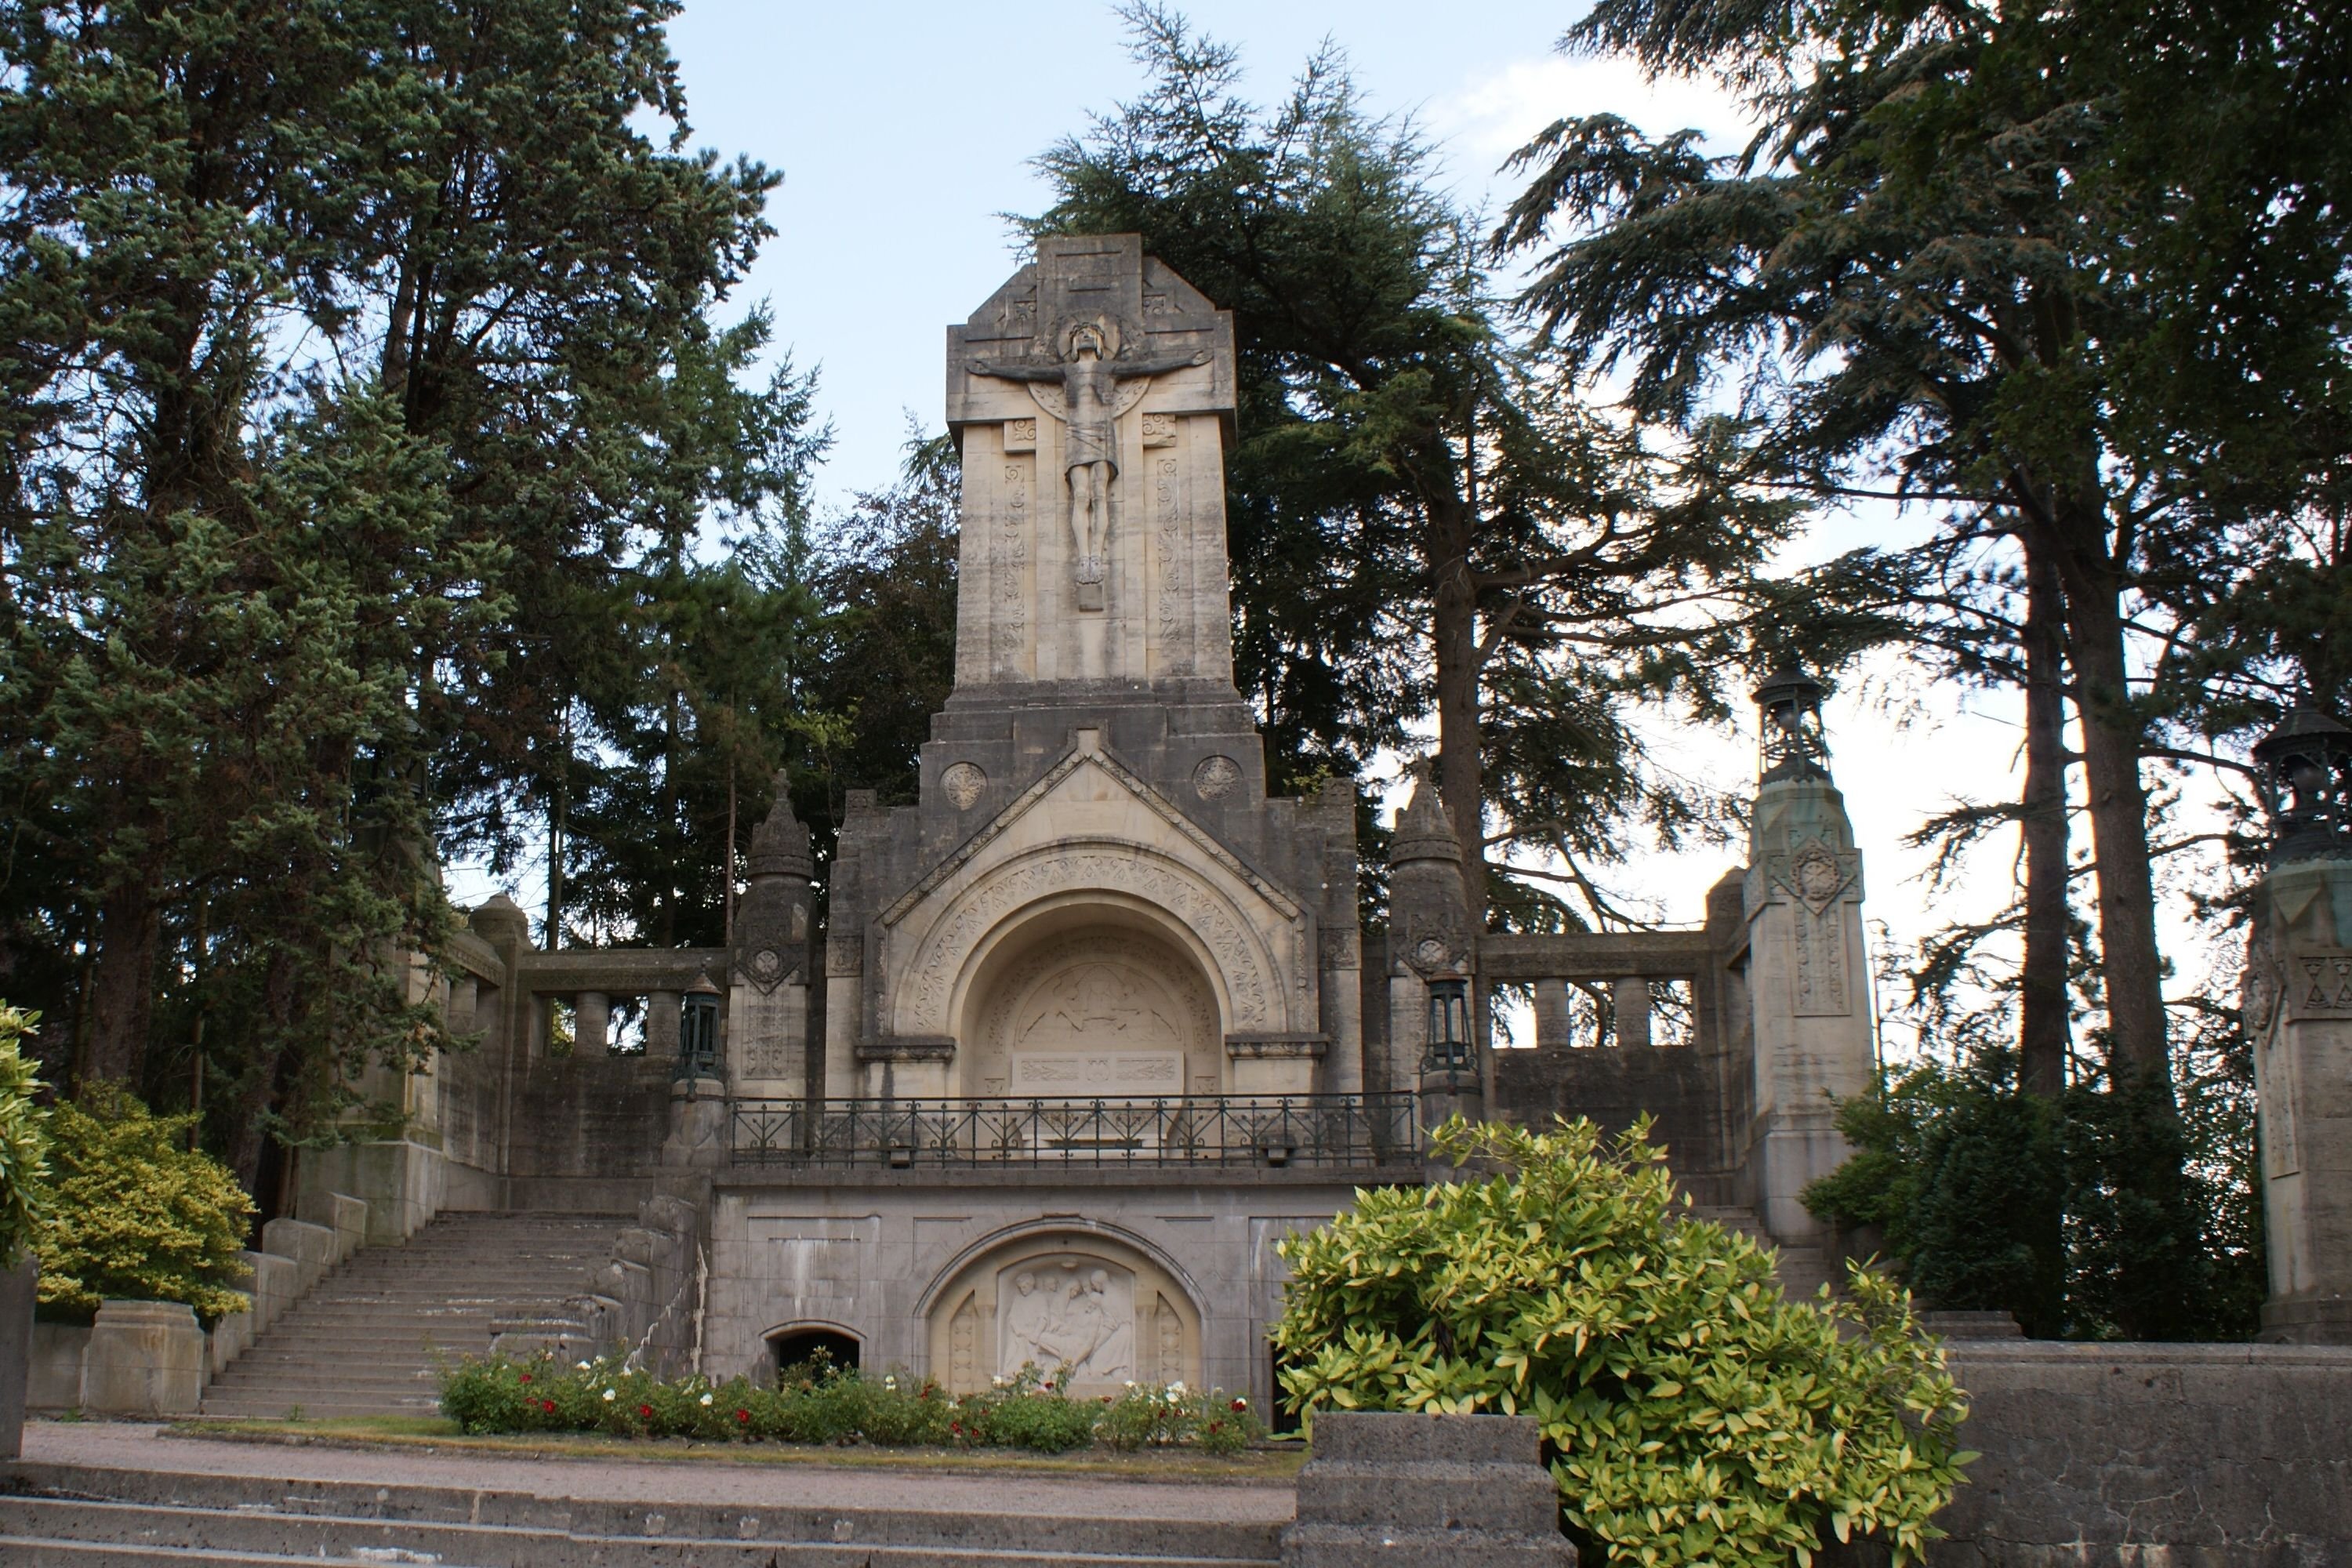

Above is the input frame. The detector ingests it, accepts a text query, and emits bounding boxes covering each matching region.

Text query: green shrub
[437,1352,1238,1457]
[32,1081,255,1322]
[1097,1379,1263,1454]
[1272,1116,1971,1568]
[0,1006,49,1269]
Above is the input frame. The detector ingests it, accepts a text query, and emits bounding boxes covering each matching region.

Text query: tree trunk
[2049,521,2171,1090]
[84,880,162,1087]
[1427,485,1483,907]
[2018,544,2073,1100]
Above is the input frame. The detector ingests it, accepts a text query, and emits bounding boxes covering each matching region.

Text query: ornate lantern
[676,969,722,1083]
[1421,978,1474,1078]
[2252,706,2352,865]
[1754,663,1831,782]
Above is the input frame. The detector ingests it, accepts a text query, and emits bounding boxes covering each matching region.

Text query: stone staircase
[1686,1204,1837,1298]
[0,1464,1283,1568]
[199,1210,627,1421]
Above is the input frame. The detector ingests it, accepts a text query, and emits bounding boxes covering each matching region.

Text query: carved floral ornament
[1777,840,1857,915]
[941,762,988,811]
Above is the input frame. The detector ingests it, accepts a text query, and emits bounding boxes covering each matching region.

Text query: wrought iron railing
[729,1092,1421,1169]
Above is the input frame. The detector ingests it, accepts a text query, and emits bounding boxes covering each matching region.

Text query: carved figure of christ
[966,330,1208,606]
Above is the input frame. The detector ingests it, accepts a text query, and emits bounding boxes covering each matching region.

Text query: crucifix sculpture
[967,321,1208,610]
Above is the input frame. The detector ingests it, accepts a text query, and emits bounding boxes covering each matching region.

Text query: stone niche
[926,1231,1199,1396]
[960,906,1221,1099]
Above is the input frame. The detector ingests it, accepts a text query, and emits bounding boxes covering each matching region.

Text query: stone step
[0,1467,1282,1567]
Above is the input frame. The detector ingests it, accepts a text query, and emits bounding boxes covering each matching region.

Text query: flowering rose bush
[437,1352,1250,1455]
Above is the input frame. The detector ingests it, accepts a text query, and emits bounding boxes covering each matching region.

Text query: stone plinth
[82,1300,204,1416]
[27,1323,86,1410]
[260,1218,337,1296]
[1283,1411,1574,1567]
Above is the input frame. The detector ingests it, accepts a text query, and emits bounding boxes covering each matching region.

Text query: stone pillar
[573,990,610,1056]
[0,1255,34,1458]
[644,989,680,1062]
[1534,978,1573,1049]
[728,777,816,1102]
[826,790,880,1103]
[1282,1412,1574,1568]
[1742,668,1872,1250]
[1312,779,1367,1096]
[2249,857,2352,1344]
[1611,976,1651,1050]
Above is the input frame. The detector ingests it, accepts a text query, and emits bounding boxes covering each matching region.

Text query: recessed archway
[768,1324,860,1380]
[955,902,1223,1098]
[923,1225,1201,1396]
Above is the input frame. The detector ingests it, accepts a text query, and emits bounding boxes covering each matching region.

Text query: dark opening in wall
[770,1326,861,1380]
[1266,1345,1305,1437]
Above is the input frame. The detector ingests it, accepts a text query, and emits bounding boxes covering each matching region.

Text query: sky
[461,2,2232,1054]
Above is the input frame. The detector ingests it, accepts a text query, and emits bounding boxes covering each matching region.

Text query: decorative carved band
[861,1034,957,1062]
[1225,1033,1328,1058]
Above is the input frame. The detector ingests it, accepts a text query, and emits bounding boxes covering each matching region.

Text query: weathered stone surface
[2247,858,2352,1344]
[1930,1341,2352,1566]
[26,1322,85,1410]
[81,1299,204,1416]
[1283,1412,1575,1568]
[296,1192,368,1267]
[241,1249,296,1334]
[205,1308,252,1379]
[260,1218,338,1296]
[0,1255,34,1455]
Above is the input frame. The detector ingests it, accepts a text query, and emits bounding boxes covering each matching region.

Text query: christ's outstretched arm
[1109,349,1212,379]
[965,355,1065,383]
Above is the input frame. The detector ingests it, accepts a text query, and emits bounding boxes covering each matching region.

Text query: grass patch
[160,1416,1305,1483]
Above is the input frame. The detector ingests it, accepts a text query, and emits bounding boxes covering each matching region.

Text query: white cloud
[1432,53,1759,191]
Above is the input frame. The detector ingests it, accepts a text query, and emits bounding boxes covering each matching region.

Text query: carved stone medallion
[1192,755,1241,800]
[747,946,786,993]
[1788,841,1848,914]
[942,762,988,811]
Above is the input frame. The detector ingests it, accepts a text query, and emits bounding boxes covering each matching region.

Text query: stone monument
[824,234,1363,1113]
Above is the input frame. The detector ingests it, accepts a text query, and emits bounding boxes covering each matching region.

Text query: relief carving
[996,459,1029,670]
[2293,951,2352,1014]
[826,936,864,978]
[942,762,988,811]
[1192,754,1240,800]
[1000,1258,1134,1385]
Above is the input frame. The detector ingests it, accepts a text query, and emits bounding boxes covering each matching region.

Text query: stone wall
[1492,1044,1737,1202]
[1929,1340,2352,1565]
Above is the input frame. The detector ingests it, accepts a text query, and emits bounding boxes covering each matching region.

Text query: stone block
[296,1192,368,1265]
[82,1299,205,1416]
[260,1218,338,1296]
[207,1308,252,1379]
[0,1255,34,1456]
[241,1250,297,1334]
[1284,1413,1573,1568]
[27,1322,86,1410]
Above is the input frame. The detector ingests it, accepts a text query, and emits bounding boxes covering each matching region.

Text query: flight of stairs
[1685,1204,1837,1298]
[199,1210,628,1421]
[0,1463,1283,1568]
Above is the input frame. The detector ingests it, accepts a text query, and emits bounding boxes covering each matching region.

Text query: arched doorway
[957,906,1221,1099]
[923,1227,1201,1396]
[768,1324,860,1380]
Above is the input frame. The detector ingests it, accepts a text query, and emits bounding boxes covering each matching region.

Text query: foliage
[1806,1027,2263,1341]
[1027,5,1796,926]
[0,1005,48,1268]
[437,1350,1258,1456]
[31,1082,253,1321]
[1273,1118,1969,1568]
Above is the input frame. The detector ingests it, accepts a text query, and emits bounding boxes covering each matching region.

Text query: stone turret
[1385,764,1480,1125]
[728,778,816,1100]
[1740,666,1873,1250]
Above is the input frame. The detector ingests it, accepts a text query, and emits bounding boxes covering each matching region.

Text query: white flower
[602,1389,616,1402]
[991,1376,1007,1388]
[699,1393,714,1406]
[1168,1381,1185,1394]
[577,1360,592,1370]
[1123,1380,1137,1388]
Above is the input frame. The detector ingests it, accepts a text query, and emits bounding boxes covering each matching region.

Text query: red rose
[736,1409,750,1423]
[518,1374,532,1384]
[638,1403,654,1418]
[1231,1398,1247,1412]
[541,1399,555,1413]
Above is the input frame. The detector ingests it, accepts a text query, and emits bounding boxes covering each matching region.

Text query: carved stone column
[1741,667,1873,1250]
[1386,766,1480,1135]
[2249,859,2352,1343]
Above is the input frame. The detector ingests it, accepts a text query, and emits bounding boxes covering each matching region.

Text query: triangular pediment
[880,731,1301,929]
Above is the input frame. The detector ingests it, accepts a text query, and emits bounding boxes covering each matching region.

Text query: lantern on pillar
[2252,706,2352,866]
[676,970,721,1083]
[1421,978,1473,1079]
[1754,663,1831,782]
